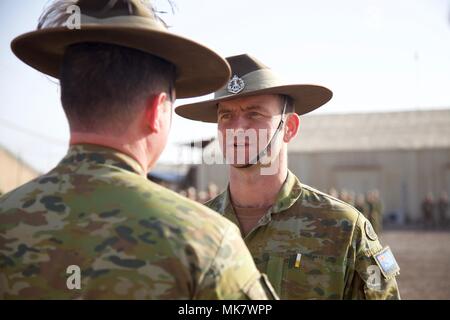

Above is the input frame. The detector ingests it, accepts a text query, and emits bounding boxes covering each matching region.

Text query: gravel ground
[380,230,450,300]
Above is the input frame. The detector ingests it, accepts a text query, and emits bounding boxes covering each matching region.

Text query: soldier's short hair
[60,42,176,133]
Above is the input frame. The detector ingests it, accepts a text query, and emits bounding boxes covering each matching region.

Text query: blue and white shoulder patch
[373,246,400,279]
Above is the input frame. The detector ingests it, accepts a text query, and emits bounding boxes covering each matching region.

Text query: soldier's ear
[145,92,169,133]
[283,113,300,143]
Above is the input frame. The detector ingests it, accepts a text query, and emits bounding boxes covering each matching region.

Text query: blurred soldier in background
[355,193,368,216]
[328,187,339,199]
[339,189,350,203]
[367,190,383,235]
[197,191,209,203]
[208,183,220,200]
[422,192,435,229]
[187,186,198,202]
[438,191,448,228]
[347,191,356,207]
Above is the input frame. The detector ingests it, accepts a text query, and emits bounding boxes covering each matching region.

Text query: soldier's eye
[219,113,231,121]
[248,112,262,118]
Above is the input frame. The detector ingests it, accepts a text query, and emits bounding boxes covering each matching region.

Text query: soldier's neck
[229,159,288,209]
[70,132,153,176]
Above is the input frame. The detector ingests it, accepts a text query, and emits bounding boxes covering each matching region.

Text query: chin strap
[238,97,287,168]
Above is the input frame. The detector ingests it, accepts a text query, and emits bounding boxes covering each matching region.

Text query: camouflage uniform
[0,144,277,300]
[206,170,401,300]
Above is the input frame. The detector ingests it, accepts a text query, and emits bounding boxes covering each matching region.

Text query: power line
[0,118,66,146]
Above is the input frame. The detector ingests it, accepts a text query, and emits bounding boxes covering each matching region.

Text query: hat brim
[11,26,231,99]
[175,84,333,122]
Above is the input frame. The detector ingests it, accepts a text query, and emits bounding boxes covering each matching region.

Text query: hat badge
[227,75,245,94]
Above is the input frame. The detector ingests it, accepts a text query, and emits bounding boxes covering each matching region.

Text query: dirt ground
[380,230,450,300]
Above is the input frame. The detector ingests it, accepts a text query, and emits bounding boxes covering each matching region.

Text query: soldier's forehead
[218,94,280,111]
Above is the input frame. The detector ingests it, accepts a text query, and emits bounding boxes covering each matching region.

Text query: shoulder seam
[300,183,362,214]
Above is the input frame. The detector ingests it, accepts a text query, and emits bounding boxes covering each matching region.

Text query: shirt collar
[270,169,302,213]
[61,143,147,176]
[209,169,302,215]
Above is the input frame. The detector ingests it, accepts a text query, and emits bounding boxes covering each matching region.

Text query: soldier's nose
[233,117,252,131]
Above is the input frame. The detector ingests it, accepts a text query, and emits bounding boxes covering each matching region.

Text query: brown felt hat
[10,0,231,98]
[175,54,333,122]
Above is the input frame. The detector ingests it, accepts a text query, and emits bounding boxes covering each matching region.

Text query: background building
[0,145,40,195]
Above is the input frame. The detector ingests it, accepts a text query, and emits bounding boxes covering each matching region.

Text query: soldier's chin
[231,158,259,169]
[231,163,250,169]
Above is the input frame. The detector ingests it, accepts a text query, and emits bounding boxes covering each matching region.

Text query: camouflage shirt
[0,144,277,300]
[205,170,401,300]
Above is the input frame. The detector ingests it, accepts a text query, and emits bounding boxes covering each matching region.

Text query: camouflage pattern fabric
[0,144,277,300]
[205,170,401,300]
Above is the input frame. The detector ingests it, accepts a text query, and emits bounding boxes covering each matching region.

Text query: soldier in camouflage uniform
[0,1,277,300]
[176,54,401,299]
[366,190,383,235]
[354,193,368,217]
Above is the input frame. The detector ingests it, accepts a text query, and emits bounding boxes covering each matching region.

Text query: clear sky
[1,0,450,173]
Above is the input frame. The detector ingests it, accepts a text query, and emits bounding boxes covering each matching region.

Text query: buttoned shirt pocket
[254,252,285,296]
[256,251,343,299]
